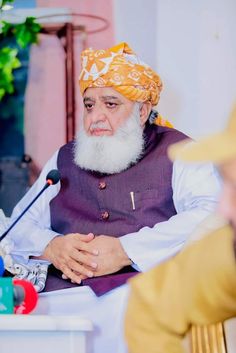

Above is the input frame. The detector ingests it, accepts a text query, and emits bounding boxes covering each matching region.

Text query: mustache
[89,122,112,131]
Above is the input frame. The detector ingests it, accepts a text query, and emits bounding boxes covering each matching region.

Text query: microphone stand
[0,182,50,242]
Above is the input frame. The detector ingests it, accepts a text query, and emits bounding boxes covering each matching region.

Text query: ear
[140,102,152,127]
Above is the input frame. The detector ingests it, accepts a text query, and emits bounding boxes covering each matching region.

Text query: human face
[218,159,236,230]
[83,87,136,136]
[74,102,144,174]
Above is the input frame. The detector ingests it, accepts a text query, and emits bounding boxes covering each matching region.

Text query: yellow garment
[79,42,162,106]
[125,225,236,353]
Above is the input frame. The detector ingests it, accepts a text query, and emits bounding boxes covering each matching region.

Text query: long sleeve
[8,151,60,262]
[125,225,236,353]
[120,160,221,271]
[8,157,220,268]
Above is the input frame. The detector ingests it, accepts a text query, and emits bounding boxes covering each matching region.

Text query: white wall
[113,0,157,75]
[114,0,236,139]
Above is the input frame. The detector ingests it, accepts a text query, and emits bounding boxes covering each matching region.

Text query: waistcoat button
[101,211,109,220]
[99,181,106,190]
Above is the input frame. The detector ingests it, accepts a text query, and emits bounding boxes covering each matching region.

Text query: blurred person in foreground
[125,105,236,353]
[5,43,220,353]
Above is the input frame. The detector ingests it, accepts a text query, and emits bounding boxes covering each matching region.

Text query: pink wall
[25,0,115,169]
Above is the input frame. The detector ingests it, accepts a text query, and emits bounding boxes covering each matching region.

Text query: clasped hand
[43,233,131,284]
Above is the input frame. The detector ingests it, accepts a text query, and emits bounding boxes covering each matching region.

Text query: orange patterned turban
[79,42,163,106]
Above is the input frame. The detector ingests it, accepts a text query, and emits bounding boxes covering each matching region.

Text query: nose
[90,105,107,123]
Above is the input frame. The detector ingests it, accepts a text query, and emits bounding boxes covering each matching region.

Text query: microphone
[13,278,38,314]
[0,169,60,242]
[13,283,25,306]
[0,277,38,314]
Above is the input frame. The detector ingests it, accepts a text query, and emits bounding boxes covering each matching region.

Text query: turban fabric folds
[79,42,173,128]
[79,42,162,106]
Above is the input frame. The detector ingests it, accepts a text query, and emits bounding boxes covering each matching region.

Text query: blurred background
[0,0,235,215]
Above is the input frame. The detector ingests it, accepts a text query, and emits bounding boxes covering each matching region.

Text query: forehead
[219,158,236,183]
[83,87,133,104]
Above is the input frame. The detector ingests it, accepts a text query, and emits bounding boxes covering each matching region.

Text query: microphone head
[13,284,25,306]
[13,279,38,314]
[0,256,4,277]
[46,169,61,185]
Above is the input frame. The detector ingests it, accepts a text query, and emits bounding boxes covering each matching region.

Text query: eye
[105,102,118,109]
[84,103,94,111]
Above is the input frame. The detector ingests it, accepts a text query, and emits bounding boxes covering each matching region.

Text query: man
[6,43,220,353]
[125,105,236,353]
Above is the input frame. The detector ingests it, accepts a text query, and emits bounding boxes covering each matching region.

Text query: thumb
[78,232,95,242]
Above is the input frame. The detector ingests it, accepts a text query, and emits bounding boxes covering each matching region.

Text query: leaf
[0,70,15,97]
[0,21,13,36]
[0,0,15,8]
[0,11,41,99]
[0,88,5,100]
[0,47,21,100]
[0,47,20,68]
[2,0,15,4]
[13,17,41,48]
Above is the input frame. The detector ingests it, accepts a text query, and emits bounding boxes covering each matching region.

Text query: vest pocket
[123,189,160,211]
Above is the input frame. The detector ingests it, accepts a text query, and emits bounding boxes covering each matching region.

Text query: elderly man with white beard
[5,43,220,353]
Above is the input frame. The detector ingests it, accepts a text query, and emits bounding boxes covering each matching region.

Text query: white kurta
[6,151,221,353]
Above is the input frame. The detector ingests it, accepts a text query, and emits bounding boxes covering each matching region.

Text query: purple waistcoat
[45,124,188,295]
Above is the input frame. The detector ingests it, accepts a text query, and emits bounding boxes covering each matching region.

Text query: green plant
[0,0,15,11]
[0,6,41,100]
[0,47,20,99]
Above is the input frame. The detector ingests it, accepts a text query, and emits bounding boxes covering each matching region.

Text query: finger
[74,238,99,255]
[72,271,88,280]
[62,271,88,281]
[74,232,95,242]
[70,248,98,269]
[86,232,95,241]
[67,258,94,278]
[62,273,68,280]
[61,265,83,285]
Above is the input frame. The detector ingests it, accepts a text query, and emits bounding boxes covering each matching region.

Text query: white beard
[73,103,145,174]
